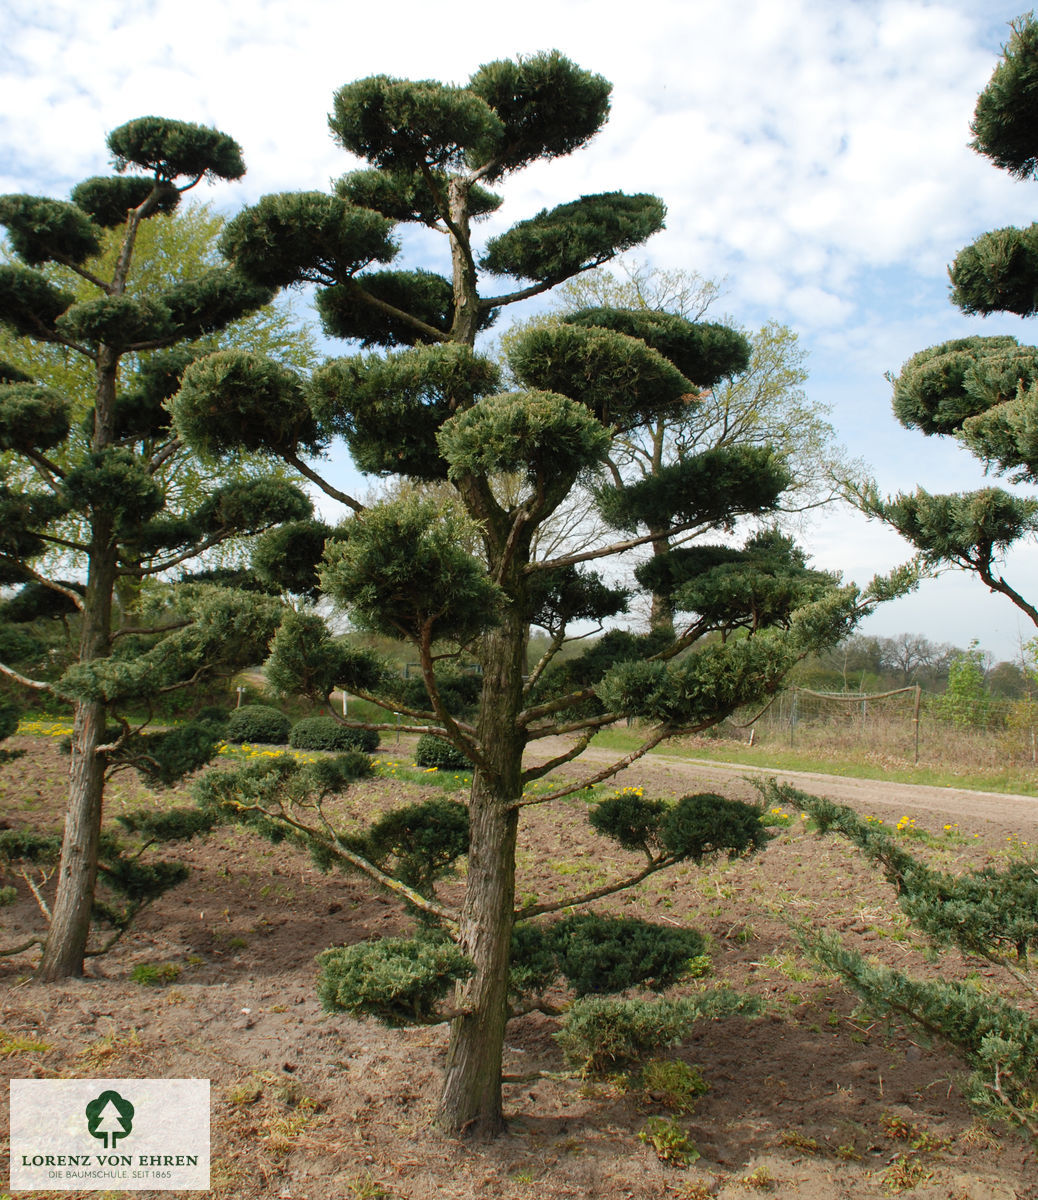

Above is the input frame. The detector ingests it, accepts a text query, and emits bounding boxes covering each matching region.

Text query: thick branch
[418,620,486,768]
[230,799,459,926]
[0,936,44,957]
[0,660,54,692]
[520,729,595,784]
[22,449,66,486]
[284,452,365,513]
[515,857,676,919]
[975,559,1038,627]
[37,532,90,554]
[529,518,707,575]
[517,726,670,806]
[343,686,476,735]
[480,278,563,310]
[522,627,568,696]
[148,438,182,475]
[341,276,448,344]
[111,619,193,641]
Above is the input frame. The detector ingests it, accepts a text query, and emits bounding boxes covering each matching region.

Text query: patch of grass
[130,961,182,986]
[374,758,472,792]
[589,726,1038,795]
[226,1075,265,1106]
[740,1164,776,1190]
[0,1028,51,1056]
[776,1129,822,1155]
[881,1155,934,1194]
[638,1116,699,1167]
[758,952,821,983]
[639,1059,710,1113]
[344,1173,394,1199]
[77,1028,143,1069]
[264,1095,318,1157]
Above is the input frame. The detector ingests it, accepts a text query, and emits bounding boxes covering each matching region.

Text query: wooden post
[913,684,921,765]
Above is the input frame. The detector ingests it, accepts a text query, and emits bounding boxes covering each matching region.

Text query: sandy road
[529,737,1038,835]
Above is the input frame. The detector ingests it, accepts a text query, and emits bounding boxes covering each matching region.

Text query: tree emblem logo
[85,1089,135,1148]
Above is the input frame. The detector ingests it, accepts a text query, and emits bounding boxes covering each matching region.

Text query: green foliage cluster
[289,716,380,753]
[638,1058,710,1114]
[344,798,468,899]
[414,734,471,771]
[638,1116,700,1167]
[590,790,771,865]
[317,934,474,1026]
[555,988,761,1073]
[862,18,1038,629]
[771,782,1038,1138]
[400,668,480,719]
[225,704,291,745]
[511,912,705,997]
[193,752,375,865]
[934,643,992,728]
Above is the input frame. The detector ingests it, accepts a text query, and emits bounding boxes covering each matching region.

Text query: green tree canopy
[0,118,309,982]
[172,52,892,1140]
[857,16,1038,627]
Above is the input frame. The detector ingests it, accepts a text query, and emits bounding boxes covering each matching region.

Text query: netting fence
[717,685,1038,770]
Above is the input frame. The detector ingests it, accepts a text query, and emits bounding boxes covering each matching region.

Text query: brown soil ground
[2,733,1037,1200]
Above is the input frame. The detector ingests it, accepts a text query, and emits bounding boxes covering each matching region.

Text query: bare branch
[0,936,44,958]
[228,798,460,926]
[284,452,365,513]
[517,726,670,806]
[515,857,674,919]
[0,660,54,692]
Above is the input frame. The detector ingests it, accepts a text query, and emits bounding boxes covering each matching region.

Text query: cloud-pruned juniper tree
[0,118,312,981]
[174,53,883,1137]
[856,16,1038,625]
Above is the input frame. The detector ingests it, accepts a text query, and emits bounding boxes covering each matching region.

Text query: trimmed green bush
[555,988,761,1072]
[414,733,470,770]
[225,703,290,744]
[290,715,380,752]
[317,935,474,1026]
[512,912,706,997]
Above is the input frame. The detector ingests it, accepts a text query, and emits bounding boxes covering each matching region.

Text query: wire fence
[717,685,1038,770]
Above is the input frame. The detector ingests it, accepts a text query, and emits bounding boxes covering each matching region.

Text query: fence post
[913,684,921,765]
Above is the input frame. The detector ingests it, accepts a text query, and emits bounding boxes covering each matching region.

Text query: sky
[2,0,1037,659]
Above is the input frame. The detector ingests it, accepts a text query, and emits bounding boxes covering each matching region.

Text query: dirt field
[2,734,1036,1200]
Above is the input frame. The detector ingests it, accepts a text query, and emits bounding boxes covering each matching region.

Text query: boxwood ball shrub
[414,733,471,771]
[290,715,380,752]
[225,703,291,745]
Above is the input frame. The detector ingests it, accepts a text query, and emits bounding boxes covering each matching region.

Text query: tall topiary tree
[0,117,312,981]
[175,53,891,1136]
[855,16,1038,625]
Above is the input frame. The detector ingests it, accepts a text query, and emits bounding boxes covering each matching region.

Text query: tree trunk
[36,353,118,982]
[647,528,675,636]
[437,789,518,1136]
[437,608,527,1137]
[34,698,108,981]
